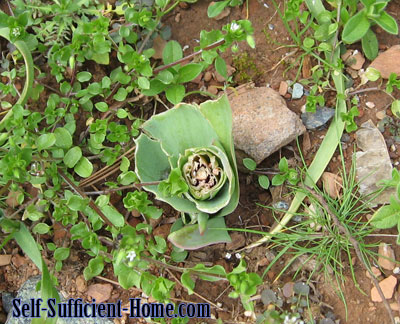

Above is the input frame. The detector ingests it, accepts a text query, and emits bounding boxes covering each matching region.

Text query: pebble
[178,1,188,9]
[207,85,219,96]
[204,71,212,82]
[226,232,246,250]
[366,101,375,109]
[282,282,295,298]
[369,45,400,79]
[395,267,400,274]
[87,283,113,303]
[0,255,12,266]
[391,144,396,152]
[301,106,335,129]
[321,172,343,199]
[131,210,141,217]
[291,83,304,99]
[391,302,400,311]
[366,266,382,279]
[75,275,87,293]
[343,50,365,70]
[279,81,288,96]
[376,110,386,120]
[175,13,181,22]
[378,243,396,270]
[371,275,397,302]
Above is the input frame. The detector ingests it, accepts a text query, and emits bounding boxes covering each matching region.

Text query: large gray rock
[5,276,114,324]
[228,85,305,164]
[355,120,395,205]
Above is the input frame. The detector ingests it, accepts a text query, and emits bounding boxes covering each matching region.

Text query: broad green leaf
[101,205,124,227]
[215,56,227,79]
[95,102,109,112]
[37,133,56,151]
[92,52,109,65]
[118,171,138,185]
[391,100,400,118]
[84,257,104,280]
[168,217,231,250]
[74,157,93,178]
[14,223,42,270]
[361,29,378,60]
[33,223,50,234]
[117,264,141,289]
[243,158,256,171]
[342,10,370,43]
[138,76,150,90]
[120,156,130,172]
[162,40,183,65]
[258,175,270,189]
[77,71,92,82]
[373,11,398,35]
[64,146,82,168]
[156,70,174,84]
[54,247,70,261]
[177,63,203,83]
[371,205,400,229]
[67,195,88,211]
[54,127,72,149]
[165,84,185,104]
[40,258,60,323]
[207,0,229,18]
[181,271,195,294]
[113,87,128,101]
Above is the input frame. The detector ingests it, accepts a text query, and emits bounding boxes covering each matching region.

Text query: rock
[87,283,113,303]
[261,289,277,305]
[178,1,188,9]
[371,275,397,302]
[207,85,219,96]
[204,71,212,82]
[229,85,305,164]
[321,172,343,199]
[0,255,12,266]
[366,266,382,279]
[366,102,376,109]
[355,120,396,205]
[226,232,246,250]
[291,83,304,99]
[5,276,114,324]
[209,2,231,20]
[279,81,288,96]
[11,255,27,268]
[131,209,141,217]
[376,110,386,120]
[342,50,365,70]
[75,275,87,293]
[191,73,203,85]
[301,106,335,130]
[302,55,312,78]
[282,282,295,298]
[369,45,400,79]
[391,302,400,311]
[6,190,22,208]
[378,243,396,271]
[174,12,181,23]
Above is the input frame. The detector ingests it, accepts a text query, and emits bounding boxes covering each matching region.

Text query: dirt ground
[2,0,400,323]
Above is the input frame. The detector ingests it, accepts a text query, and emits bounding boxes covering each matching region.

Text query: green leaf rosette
[135,95,239,250]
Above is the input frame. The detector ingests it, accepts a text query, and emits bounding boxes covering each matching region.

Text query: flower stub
[182,151,226,201]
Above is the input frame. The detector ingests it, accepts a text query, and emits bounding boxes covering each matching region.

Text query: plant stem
[83,181,162,195]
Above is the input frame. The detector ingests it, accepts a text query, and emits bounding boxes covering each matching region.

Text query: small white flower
[12,29,21,37]
[126,250,137,262]
[235,253,242,259]
[225,252,232,259]
[230,22,240,32]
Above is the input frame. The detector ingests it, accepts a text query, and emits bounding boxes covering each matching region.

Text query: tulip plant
[135,95,239,249]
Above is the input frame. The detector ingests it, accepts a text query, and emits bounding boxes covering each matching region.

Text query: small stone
[391,144,396,152]
[12,254,27,268]
[366,102,376,109]
[394,267,400,275]
[178,1,188,9]
[207,85,219,96]
[226,232,246,250]
[87,283,113,303]
[174,13,181,23]
[301,106,335,130]
[279,81,288,96]
[131,210,141,217]
[369,45,400,79]
[366,267,382,279]
[191,72,203,84]
[282,282,295,298]
[371,275,397,302]
[76,275,87,293]
[229,86,305,163]
[378,243,396,270]
[391,302,400,311]
[344,50,365,70]
[0,255,12,266]
[376,110,386,120]
[214,71,226,83]
[204,71,212,82]
[152,36,166,60]
[291,83,304,99]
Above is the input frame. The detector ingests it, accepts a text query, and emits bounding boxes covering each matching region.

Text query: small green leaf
[116,109,128,118]
[113,88,128,101]
[303,37,315,49]
[177,63,203,83]
[120,156,130,172]
[361,29,378,60]
[101,205,124,227]
[181,271,195,295]
[138,76,150,90]
[77,72,92,82]
[165,84,185,104]
[74,157,93,178]
[243,158,256,171]
[342,10,370,43]
[163,40,183,65]
[54,247,70,261]
[54,127,72,149]
[157,70,174,84]
[37,133,56,151]
[364,67,381,81]
[67,195,88,211]
[95,102,109,112]
[64,146,82,168]
[84,257,104,280]
[258,175,270,189]
[207,0,229,18]
[371,205,400,229]
[157,168,189,197]
[391,100,400,118]
[278,157,289,172]
[215,56,227,79]
[118,171,138,185]
[32,223,51,235]
[373,11,398,35]
[272,174,286,186]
